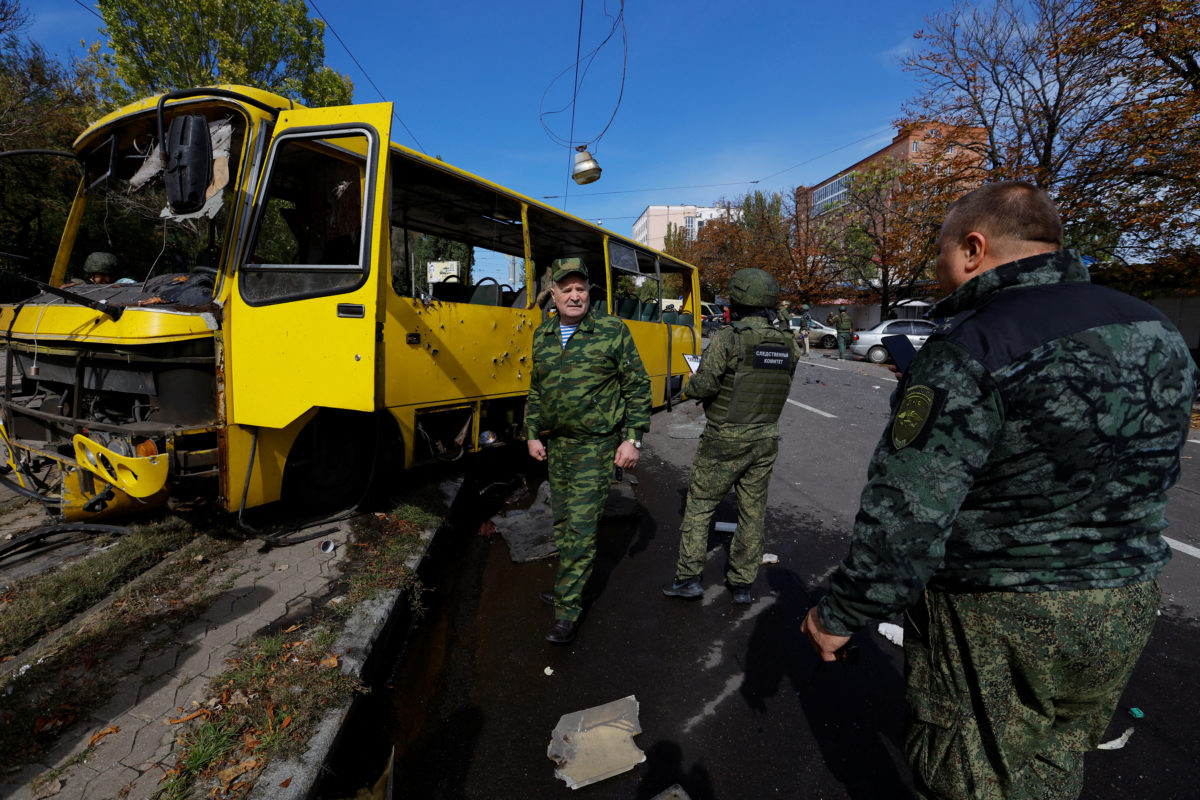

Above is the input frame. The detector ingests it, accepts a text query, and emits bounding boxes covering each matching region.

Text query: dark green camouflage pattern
[547,434,620,622]
[820,250,1195,637]
[526,308,651,440]
[904,581,1159,799]
[704,320,796,424]
[527,306,651,622]
[684,316,801,439]
[674,315,799,586]
[728,267,779,307]
[675,434,780,586]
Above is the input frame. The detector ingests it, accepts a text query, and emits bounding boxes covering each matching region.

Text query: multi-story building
[632,205,738,251]
[808,122,984,215]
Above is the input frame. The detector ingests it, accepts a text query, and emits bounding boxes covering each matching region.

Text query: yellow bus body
[0,87,701,521]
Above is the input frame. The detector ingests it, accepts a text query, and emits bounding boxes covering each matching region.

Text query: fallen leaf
[89,725,120,747]
[282,624,300,634]
[279,776,293,788]
[167,709,210,725]
[217,758,259,791]
[279,715,292,730]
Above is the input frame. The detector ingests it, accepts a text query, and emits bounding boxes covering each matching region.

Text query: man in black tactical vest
[662,268,801,604]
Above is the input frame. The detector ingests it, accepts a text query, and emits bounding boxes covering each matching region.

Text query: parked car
[701,301,724,319]
[789,317,838,349]
[850,319,938,363]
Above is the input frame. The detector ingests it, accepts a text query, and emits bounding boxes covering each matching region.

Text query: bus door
[226,104,393,429]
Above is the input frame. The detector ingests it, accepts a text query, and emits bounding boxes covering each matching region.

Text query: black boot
[662,577,703,599]
[545,619,577,644]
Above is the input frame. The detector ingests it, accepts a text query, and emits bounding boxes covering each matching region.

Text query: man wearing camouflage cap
[526,257,651,644]
[802,182,1196,798]
[663,267,800,604]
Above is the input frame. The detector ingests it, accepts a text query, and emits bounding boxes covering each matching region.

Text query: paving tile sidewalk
[2,521,363,800]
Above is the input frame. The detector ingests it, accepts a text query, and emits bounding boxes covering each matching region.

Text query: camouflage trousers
[547,434,619,623]
[903,581,1160,800]
[837,331,852,359]
[675,433,778,587]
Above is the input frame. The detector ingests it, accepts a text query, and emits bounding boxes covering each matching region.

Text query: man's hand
[801,606,851,663]
[613,440,639,469]
[527,439,546,462]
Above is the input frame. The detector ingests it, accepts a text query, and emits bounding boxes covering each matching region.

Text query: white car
[789,317,838,349]
[850,319,938,363]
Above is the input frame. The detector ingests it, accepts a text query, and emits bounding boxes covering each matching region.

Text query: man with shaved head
[802,181,1196,798]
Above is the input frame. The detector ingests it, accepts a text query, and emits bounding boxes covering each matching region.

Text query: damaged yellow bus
[0,86,701,521]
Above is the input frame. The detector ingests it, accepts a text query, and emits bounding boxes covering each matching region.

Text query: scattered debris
[761,553,779,564]
[320,654,340,669]
[1128,707,1145,719]
[544,667,554,676]
[547,695,645,789]
[1097,727,1135,750]
[877,622,904,648]
[714,521,737,533]
[319,540,336,554]
[650,784,694,800]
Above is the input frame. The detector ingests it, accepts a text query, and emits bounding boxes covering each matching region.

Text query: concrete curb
[250,526,437,798]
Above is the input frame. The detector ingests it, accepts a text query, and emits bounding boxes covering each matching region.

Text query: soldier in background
[795,303,814,357]
[63,252,118,288]
[834,307,854,359]
[526,258,651,644]
[802,182,1196,799]
[662,268,801,604]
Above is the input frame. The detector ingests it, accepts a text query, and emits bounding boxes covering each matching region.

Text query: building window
[911,141,920,152]
[948,145,957,155]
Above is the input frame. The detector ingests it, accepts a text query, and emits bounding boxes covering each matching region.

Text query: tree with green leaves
[0,1,103,281]
[98,0,353,107]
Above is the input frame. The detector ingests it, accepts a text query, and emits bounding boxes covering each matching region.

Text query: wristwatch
[626,436,642,449]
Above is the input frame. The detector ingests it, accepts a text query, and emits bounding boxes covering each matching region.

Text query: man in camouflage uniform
[802,182,1196,799]
[795,303,814,357]
[526,258,651,644]
[663,268,801,604]
[834,307,853,359]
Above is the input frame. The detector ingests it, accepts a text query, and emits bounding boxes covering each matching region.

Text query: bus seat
[509,286,527,308]
[469,282,501,306]
[617,296,638,319]
[662,311,679,325]
[641,304,660,322]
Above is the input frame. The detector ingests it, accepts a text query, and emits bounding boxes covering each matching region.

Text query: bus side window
[389,156,527,304]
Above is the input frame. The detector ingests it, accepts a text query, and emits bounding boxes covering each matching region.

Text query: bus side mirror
[164,114,213,215]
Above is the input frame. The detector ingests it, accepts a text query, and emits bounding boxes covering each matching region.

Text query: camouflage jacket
[685,315,801,440]
[525,307,651,441]
[820,249,1196,636]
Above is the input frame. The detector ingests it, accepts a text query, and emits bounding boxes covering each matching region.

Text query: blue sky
[30,1,949,271]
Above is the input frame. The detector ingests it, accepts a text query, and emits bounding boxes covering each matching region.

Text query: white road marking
[1189,439,1200,445]
[787,398,837,418]
[1165,536,1200,561]
[800,359,842,371]
[682,672,745,733]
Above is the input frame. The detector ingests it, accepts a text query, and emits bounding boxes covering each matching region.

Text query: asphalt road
[329,348,1200,800]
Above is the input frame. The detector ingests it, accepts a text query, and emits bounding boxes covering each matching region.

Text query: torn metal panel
[547,695,645,789]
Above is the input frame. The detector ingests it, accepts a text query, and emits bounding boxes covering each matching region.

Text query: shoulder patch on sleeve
[891,384,946,450]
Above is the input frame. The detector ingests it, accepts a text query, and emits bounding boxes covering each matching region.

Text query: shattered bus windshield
[61,112,246,304]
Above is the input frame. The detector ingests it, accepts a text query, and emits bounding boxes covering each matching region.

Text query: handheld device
[881,334,917,372]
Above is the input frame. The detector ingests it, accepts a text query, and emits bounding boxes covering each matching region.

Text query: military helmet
[728,268,778,308]
[84,252,118,274]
